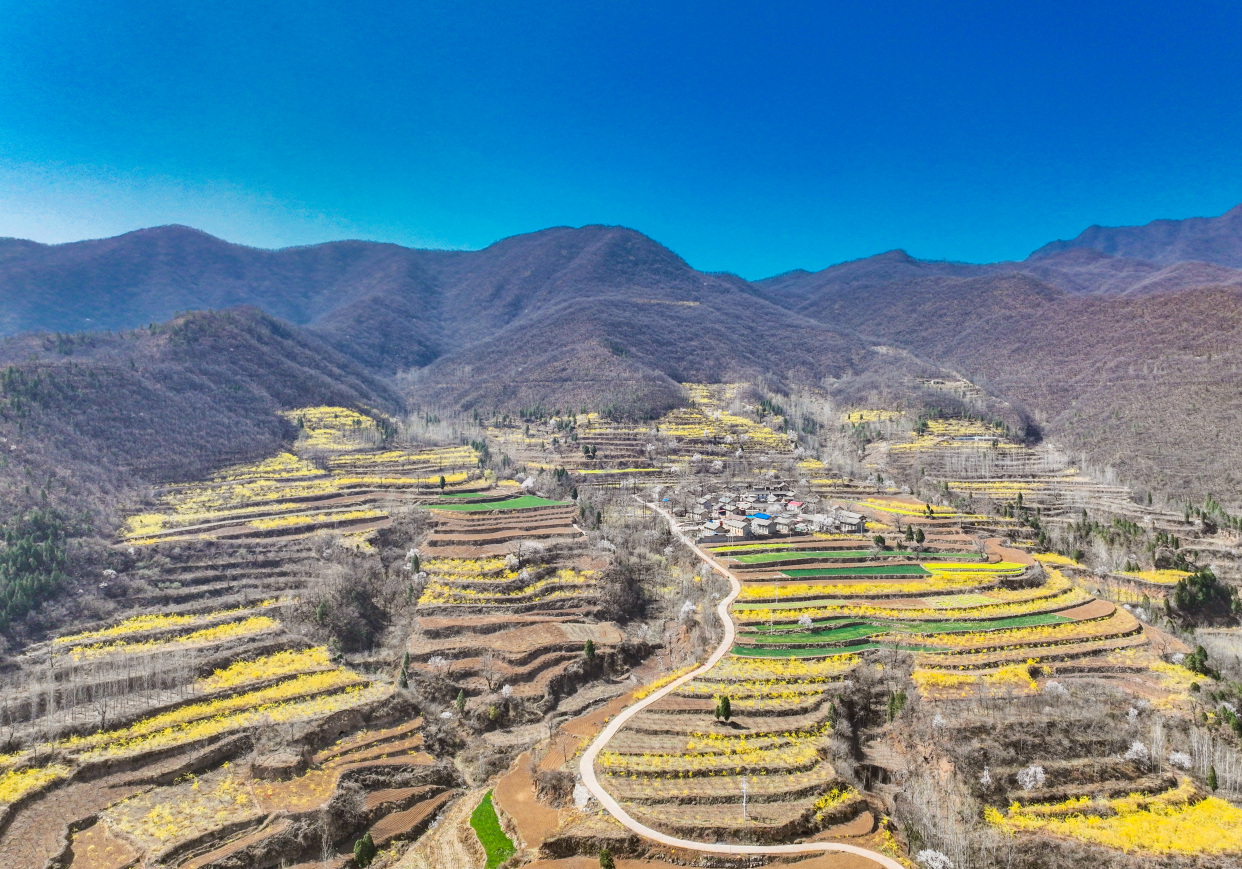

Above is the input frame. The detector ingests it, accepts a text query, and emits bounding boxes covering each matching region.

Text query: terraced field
[124,406,481,546]
[404,492,624,712]
[484,383,795,491]
[0,407,493,867]
[0,627,434,869]
[591,501,1208,853]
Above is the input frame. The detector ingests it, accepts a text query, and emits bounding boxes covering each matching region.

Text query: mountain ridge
[6,208,1242,503]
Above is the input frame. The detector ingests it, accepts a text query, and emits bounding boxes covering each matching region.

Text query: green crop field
[780,564,931,577]
[744,612,1070,636]
[470,790,516,869]
[431,495,567,512]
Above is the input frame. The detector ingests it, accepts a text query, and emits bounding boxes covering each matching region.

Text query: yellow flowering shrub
[55,600,280,647]
[197,646,333,692]
[633,666,697,700]
[105,767,256,848]
[989,780,1242,854]
[1120,568,1189,586]
[814,786,860,820]
[248,509,385,530]
[67,616,279,661]
[61,668,367,755]
[0,764,70,805]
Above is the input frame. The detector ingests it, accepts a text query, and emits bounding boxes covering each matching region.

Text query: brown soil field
[66,821,139,869]
[1056,599,1115,620]
[494,750,563,851]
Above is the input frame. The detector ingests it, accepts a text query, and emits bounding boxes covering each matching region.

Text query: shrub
[599,848,616,869]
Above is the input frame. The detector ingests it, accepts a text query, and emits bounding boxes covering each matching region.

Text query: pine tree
[584,639,595,661]
[915,528,925,544]
[353,832,377,867]
[398,651,410,689]
[455,689,466,713]
[1209,765,1219,791]
[714,695,732,722]
[599,848,615,869]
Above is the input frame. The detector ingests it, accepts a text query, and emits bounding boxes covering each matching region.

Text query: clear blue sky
[2,1,1241,278]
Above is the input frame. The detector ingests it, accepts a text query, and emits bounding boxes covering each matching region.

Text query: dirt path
[577,499,906,869]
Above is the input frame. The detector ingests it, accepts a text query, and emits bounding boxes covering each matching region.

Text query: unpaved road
[578,500,906,869]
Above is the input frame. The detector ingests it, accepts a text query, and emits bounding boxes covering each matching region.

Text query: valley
[1,379,1240,869]
[2,209,1242,868]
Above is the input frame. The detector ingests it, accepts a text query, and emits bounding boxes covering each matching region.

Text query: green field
[431,495,567,512]
[780,564,931,577]
[742,612,1070,637]
[470,790,516,869]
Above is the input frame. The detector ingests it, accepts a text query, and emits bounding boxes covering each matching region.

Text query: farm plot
[595,511,1197,852]
[123,406,480,546]
[85,715,453,869]
[430,495,568,512]
[0,632,418,869]
[594,650,867,843]
[404,504,617,707]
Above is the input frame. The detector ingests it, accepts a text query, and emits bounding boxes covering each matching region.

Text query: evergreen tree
[714,695,732,722]
[455,689,466,713]
[353,832,377,867]
[398,651,410,689]
[599,848,615,869]
[915,528,925,544]
[1209,765,1219,791]
[584,639,595,661]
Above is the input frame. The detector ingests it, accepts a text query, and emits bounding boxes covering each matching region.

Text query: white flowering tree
[1016,764,1045,790]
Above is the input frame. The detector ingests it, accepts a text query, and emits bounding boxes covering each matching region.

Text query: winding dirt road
[578,501,906,869]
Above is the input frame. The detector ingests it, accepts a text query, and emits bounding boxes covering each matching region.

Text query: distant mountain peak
[1029,204,1242,268]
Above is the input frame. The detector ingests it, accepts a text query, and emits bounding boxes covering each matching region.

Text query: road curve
[578,500,907,869]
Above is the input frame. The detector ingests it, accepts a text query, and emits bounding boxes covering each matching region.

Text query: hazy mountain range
[3,204,1242,523]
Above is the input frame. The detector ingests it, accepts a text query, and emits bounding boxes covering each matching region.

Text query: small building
[723,515,750,537]
[775,516,795,534]
[752,517,773,535]
[834,510,866,533]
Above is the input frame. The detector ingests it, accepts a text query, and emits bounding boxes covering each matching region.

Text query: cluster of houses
[675,487,867,541]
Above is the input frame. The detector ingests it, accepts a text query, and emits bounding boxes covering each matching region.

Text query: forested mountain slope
[1031,203,1242,267]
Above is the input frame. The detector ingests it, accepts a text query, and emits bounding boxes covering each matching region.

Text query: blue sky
[1,1,1240,278]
